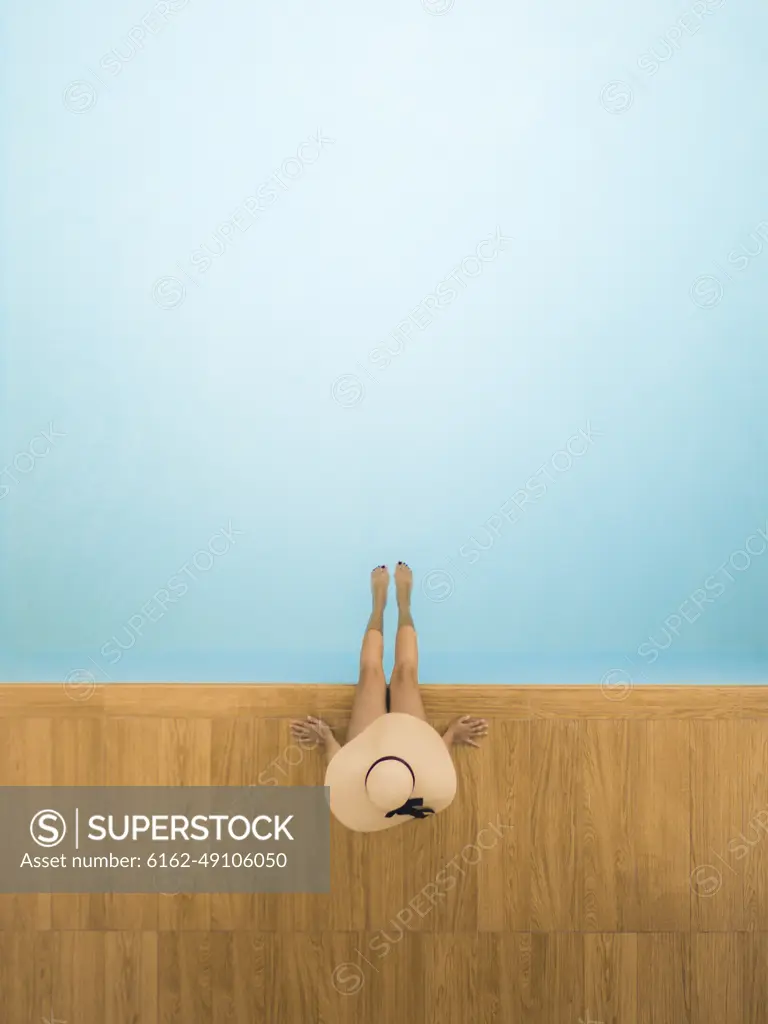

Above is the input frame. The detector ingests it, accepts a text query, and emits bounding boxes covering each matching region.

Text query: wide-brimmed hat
[324,712,457,833]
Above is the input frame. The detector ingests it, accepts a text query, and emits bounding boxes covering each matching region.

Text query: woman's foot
[366,565,389,634]
[395,562,414,629]
[394,561,412,601]
[371,564,390,607]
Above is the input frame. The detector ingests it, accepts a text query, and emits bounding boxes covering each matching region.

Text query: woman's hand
[443,715,489,748]
[290,716,334,746]
[290,716,341,761]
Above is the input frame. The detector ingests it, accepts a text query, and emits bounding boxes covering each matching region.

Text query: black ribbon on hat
[385,797,435,819]
[365,755,415,786]
[364,757,434,818]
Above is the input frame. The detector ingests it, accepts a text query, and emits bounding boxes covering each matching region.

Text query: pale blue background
[1,0,767,683]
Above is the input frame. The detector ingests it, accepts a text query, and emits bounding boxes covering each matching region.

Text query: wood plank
[637,933,691,1024]
[208,716,258,932]
[1,683,763,718]
[742,721,768,932]
[249,718,320,932]
[477,719,530,930]
[264,934,321,1021]
[528,685,746,719]
[529,932,584,1023]
[530,721,580,930]
[361,931,430,1024]
[158,931,212,1024]
[692,934,745,1024]
[51,716,107,929]
[52,931,105,1021]
[495,932,532,1019]
[322,930,394,1023]
[105,931,158,1024]
[157,718,212,932]
[427,933,501,1023]
[744,932,768,1024]
[102,718,160,930]
[583,933,638,1023]
[210,932,266,1024]
[635,721,690,931]
[0,934,36,1021]
[362,823,407,935]
[0,683,105,716]
[738,688,768,717]
[582,720,639,931]
[0,719,53,930]
[691,722,745,930]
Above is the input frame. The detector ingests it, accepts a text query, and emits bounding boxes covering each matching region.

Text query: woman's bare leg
[389,562,427,721]
[346,566,389,742]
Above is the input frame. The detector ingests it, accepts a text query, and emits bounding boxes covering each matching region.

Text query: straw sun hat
[324,713,458,833]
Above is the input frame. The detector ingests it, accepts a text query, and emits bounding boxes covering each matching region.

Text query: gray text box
[1,787,329,893]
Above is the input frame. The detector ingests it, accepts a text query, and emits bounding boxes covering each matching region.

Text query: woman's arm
[442,722,457,749]
[324,734,342,762]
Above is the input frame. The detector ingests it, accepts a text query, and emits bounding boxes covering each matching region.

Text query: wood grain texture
[584,933,637,1024]
[691,721,746,931]
[0,682,766,1023]
[637,932,691,1024]
[477,719,530,930]
[2,682,767,718]
[530,720,580,930]
[743,721,768,933]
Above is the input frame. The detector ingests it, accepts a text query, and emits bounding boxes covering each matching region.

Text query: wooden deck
[0,683,767,1022]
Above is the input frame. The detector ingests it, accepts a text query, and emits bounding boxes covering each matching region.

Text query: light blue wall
[2,0,767,683]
